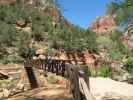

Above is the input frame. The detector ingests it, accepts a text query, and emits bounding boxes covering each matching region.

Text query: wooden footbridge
[24,57,94,100]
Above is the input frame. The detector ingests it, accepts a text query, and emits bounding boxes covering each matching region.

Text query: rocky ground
[6,84,72,100]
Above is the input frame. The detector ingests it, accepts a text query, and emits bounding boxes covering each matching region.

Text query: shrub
[96,36,113,49]
[109,31,128,60]
[88,62,112,77]
[44,48,57,56]
[15,31,32,47]
[108,48,124,60]
[110,30,120,41]
[110,31,127,54]
[31,10,53,41]
[125,59,133,74]
[0,5,15,24]
[0,4,29,24]
[97,66,112,77]
[127,50,133,57]
[51,25,97,52]
[1,54,23,64]
[0,21,17,46]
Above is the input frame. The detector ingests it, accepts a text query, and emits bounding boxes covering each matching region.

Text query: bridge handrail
[24,58,94,100]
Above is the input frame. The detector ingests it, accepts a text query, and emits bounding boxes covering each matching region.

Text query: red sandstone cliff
[90,15,116,35]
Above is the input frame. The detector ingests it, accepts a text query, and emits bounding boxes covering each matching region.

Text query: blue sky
[58,0,112,29]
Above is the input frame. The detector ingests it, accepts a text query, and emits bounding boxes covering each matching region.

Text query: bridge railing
[24,57,94,100]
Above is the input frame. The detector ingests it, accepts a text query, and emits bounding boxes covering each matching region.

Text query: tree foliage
[0,22,17,46]
[107,0,133,26]
[50,24,97,52]
[31,9,53,41]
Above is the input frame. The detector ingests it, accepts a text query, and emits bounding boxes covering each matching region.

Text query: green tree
[50,23,97,52]
[107,0,133,25]
[31,9,53,41]
[0,22,17,46]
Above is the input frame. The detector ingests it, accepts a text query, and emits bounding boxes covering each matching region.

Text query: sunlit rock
[91,15,116,35]
[90,77,133,100]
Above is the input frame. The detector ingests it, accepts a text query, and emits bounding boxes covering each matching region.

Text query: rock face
[0,0,16,5]
[91,15,116,35]
[44,6,61,22]
[90,77,133,100]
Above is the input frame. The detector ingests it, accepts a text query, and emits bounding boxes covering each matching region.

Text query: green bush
[109,48,124,60]
[15,31,32,47]
[125,59,133,74]
[97,66,112,77]
[109,31,129,60]
[44,48,57,56]
[0,5,16,23]
[0,4,29,24]
[31,10,53,41]
[110,31,127,54]
[51,25,97,51]
[127,51,133,57]
[110,30,120,41]
[0,21,17,46]
[88,63,112,77]
[96,36,113,49]
[0,54,23,64]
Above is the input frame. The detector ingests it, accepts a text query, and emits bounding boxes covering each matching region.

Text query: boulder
[16,20,27,28]
[121,73,133,84]
[90,77,133,100]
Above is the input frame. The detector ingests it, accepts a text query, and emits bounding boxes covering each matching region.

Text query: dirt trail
[6,84,72,100]
[0,64,72,100]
